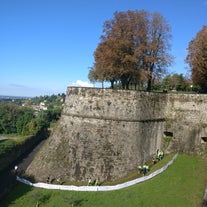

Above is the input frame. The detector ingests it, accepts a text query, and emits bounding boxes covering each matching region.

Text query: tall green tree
[16,108,34,135]
[186,26,207,92]
[161,73,188,91]
[90,10,173,90]
[0,103,21,134]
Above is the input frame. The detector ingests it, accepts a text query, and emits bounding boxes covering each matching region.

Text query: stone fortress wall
[165,93,207,153]
[26,87,207,183]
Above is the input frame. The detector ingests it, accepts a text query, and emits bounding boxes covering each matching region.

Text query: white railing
[17,153,178,192]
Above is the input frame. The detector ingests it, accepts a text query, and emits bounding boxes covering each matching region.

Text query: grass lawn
[1,154,207,207]
[0,134,32,172]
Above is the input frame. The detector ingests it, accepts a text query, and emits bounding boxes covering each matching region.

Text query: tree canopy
[0,94,65,135]
[186,26,207,93]
[89,10,173,90]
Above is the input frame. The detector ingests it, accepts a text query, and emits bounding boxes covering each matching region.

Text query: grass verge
[0,134,31,156]
[1,154,207,207]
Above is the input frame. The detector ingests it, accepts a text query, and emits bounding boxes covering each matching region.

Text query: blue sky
[1,0,207,97]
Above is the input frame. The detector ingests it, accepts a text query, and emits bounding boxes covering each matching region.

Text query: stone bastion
[26,87,207,183]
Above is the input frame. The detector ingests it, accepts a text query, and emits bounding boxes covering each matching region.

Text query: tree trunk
[110,80,114,89]
[147,65,154,91]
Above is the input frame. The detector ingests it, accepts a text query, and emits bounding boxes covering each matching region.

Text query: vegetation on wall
[89,10,173,90]
[88,11,207,93]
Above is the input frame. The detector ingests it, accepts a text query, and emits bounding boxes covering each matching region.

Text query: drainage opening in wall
[201,137,207,143]
[163,131,173,137]
[163,131,173,143]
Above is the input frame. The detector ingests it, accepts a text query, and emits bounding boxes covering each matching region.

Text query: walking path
[16,139,46,174]
[17,153,178,192]
[0,137,9,141]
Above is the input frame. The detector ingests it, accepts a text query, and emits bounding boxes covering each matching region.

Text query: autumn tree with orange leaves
[89,10,173,90]
[186,26,207,92]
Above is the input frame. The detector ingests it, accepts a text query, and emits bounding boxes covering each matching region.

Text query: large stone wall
[26,87,207,183]
[164,93,207,154]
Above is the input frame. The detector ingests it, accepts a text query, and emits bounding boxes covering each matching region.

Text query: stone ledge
[62,113,166,123]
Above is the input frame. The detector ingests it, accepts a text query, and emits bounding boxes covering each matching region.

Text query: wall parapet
[63,87,167,122]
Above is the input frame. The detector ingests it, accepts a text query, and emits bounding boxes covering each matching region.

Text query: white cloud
[71,80,94,87]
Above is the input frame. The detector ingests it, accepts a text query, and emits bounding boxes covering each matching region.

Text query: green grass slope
[1,154,207,207]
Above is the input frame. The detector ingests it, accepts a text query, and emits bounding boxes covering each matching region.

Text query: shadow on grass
[63,194,87,206]
[0,174,35,207]
[0,182,33,206]
[2,183,88,207]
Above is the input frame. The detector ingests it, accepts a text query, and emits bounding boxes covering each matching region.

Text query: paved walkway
[16,139,46,175]
[17,154,178,192]
[0,137,9,141]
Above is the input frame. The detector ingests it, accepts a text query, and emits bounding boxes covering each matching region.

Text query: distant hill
[0,95,31,100]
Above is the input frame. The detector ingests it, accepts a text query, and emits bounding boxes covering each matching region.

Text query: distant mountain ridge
[0,95,31,100]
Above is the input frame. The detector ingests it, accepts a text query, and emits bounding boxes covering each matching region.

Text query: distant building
[39,102,47,110]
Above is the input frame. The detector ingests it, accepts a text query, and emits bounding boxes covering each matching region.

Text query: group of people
[137,149,164,176]
[137,163,150,175]
[88,177,100,186]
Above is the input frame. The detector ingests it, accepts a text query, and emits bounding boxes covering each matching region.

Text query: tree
[143,12,173,90]
[16,108,34,135]
[161,73,188,91]
[90,10,173,90]
[0,103,21,134]
[186,26,207,92]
